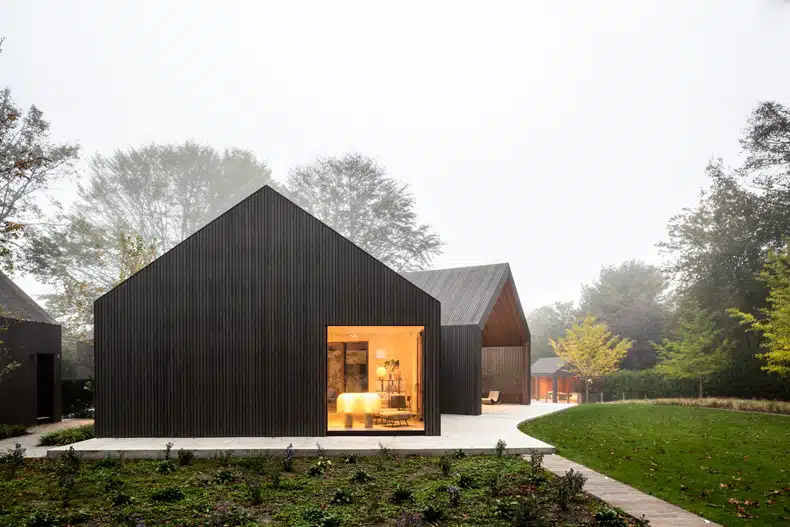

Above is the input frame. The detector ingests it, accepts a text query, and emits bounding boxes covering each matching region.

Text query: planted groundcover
[0,444,649,526]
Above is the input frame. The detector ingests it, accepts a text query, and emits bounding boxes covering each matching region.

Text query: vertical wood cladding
[95,186,440,438]
[481,346,525,404]
[440,326,481,415]
[0,319,61,426]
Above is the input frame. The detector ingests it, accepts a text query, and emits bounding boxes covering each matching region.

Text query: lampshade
[376,366,387,379]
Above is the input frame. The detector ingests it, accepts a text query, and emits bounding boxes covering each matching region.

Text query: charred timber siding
[95,186,440,438]
[0,319,61,426]
[441,326,481,415]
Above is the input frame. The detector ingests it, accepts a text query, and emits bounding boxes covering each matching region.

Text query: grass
[0,424,28,440]
[38,424,95,446]
[0,450,643,526]
[610,397,790,415]
[520,403,790,526]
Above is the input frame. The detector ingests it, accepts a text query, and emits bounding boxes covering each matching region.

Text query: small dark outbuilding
[0,272,62,426]
[531,357,581,403]
[404,263,531,415]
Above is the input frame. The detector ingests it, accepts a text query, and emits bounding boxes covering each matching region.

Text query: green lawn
[520,404,790,526]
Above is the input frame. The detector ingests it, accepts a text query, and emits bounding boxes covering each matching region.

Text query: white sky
[2,0,789,310]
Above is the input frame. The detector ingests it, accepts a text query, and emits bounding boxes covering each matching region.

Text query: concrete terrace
[47,402,571,459]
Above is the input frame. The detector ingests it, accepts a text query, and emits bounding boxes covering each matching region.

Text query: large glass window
[327,326,424,433]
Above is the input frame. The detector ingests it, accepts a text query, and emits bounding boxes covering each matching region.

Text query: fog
[2,0,789,308]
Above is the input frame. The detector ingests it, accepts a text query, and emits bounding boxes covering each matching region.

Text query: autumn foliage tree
[550,315,632,402]
[729,243,790,377]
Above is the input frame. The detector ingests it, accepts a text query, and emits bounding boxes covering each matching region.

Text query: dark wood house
[95,185,441,438]
[403,263,531,414]
[0,272,62,426]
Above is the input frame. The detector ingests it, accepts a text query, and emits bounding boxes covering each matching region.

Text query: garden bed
[0,424,28,441]
[38,424,95,447]
[0,442,647,526]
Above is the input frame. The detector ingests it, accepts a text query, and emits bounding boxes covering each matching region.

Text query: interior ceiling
[328,325,425,339]
[482,279,527,347]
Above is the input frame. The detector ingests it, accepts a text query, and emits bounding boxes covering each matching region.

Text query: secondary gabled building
[403,263,531,415]
[95,185,441,438]
[0,272,62,426]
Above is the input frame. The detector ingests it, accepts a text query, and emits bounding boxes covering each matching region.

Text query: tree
[729,243,790,377]
[654,300,730,398]
[44,232,157,344]
[550,315,632,402]
[285,154,443,271]
[23,142,271,339]
[0,349,19,385]
[0,39,80,270]
[580,260,668,369]
[527,301,577,360]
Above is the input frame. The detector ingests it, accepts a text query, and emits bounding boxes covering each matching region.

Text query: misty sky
[2,1,790,310]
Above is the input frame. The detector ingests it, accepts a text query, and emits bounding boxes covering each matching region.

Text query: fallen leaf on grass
[742,455,749,461]
[767,500,776,505]
[728,498,740,504]
[744,500,758,507]
[720,483,729,489]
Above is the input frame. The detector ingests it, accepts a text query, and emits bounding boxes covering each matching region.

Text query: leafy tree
[580,260,668,369]
[654,300,730,398]
[527,301,577,360]
[729,243,790,377]
[44,232,157,344]
[285,154,443,271]
[0,348,19,385]
[0,39,80,270]
[550,315,632,402]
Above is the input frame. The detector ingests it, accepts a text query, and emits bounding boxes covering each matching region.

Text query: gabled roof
[403,263,515,327]
[531,357,569,375]
[0,272,58,325]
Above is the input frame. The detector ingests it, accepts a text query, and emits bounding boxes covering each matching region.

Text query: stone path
[541,454,720,527]
[0,419,93,458]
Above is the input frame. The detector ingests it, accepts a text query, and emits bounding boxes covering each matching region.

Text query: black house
[95,186,441,438]
[0,272,62,426]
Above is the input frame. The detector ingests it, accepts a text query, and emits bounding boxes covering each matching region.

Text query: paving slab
[48,402,572,459]
[540,454,721,527]
[0,419,93,458]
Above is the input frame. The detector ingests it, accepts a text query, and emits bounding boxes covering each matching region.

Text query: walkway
[48,402,573,459]
[0,419,93,458]
[541,455,720,527]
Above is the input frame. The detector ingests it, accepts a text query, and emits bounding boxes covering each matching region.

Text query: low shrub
[594,508,628,527]
[109,490,132,506]
[245,481,262,505]
[205,506,255,526]
[93,455,123,470]
[553,468,587,510]
[308,458,333,477]
[282,443,295,472]
[0,424,28,440]
[150,486,184,502]
[447,485,460,507]
[495,439,507,457]
[394,511,423,527]
[452,448,467,459]
[268,468,282,489]
[54,447,81,506]
[330,487,355,505]
[343,453,359,464]
[214,469,233,484]
[487,473,505,496]
[390,483,414,504]
[491,498,519,520]
[1,442,25,480]
[302,506,342,527]
[177,448,194,466]
[457,473,475,489]
[24,509,60,527]
[513,497,547,527]
[437,455,452,477]
[39,424,94,446]
[349,469,373,484]
[528,451,544,471]
[155,460,176,474]
[421,503,444,523]
[378,442,393,459]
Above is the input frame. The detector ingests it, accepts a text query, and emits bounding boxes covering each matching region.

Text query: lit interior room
[327,326,425,433]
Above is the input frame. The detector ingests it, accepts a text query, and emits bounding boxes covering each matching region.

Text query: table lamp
[376,366,387,391]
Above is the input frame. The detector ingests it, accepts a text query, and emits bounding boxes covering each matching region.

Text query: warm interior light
[376,366,387,379]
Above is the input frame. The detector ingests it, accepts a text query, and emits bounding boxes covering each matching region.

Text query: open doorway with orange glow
[327,326,425,434]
